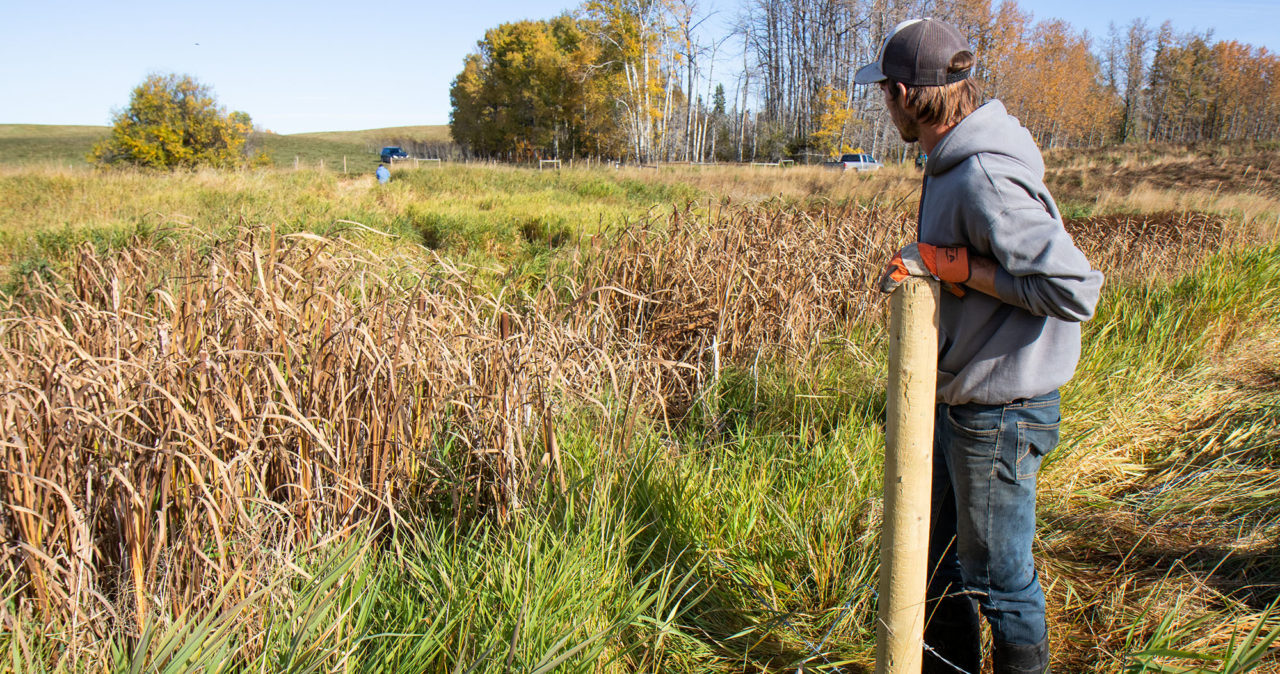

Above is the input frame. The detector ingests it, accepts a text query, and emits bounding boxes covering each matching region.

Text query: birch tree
[585,0,675,162]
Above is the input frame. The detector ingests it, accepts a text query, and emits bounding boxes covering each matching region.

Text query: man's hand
[878,243,970,295]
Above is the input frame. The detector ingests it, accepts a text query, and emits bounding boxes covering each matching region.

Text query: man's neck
[918,122,957,155]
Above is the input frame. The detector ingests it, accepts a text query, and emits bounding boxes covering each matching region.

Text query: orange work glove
[877,243,970,296]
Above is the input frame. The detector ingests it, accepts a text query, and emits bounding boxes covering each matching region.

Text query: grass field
[0,141,1278,672]
[292,124,451,146]
[0,124,110,167]
[0,123,451,173]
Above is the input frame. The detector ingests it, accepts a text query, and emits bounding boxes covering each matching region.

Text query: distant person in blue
[376,164,390,184]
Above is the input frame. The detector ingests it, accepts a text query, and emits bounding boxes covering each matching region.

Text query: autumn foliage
[90,73,259,169]
[451,0,1280,162]
[450,16,622,160]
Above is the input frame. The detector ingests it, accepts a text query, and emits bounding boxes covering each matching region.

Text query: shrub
[89,73,262,169]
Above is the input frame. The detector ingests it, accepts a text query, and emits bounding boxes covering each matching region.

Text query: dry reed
[1065,211,1229,280]
[0,204,909,649]
[0,200,1247,659]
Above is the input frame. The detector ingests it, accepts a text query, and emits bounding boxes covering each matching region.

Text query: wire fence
[704,551,976,673]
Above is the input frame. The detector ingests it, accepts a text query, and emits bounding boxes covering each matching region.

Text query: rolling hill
[292,125,451,146]
[0,124,454,170]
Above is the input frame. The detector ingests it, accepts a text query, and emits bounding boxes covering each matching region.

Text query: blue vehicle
[379,146,408,163]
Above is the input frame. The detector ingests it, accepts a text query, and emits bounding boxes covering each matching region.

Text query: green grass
[1124,596,1280,673]
[0,124,110,167]
[0,164,702,294]
[0,124,450,172]
[1039,246,1280,671]
[292,124,451,146]
[1067,245,1280,412]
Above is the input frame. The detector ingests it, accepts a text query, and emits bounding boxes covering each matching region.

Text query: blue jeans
[928,390,1060,646]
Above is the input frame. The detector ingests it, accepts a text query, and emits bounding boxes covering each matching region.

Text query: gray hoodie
[921,100,1103,405]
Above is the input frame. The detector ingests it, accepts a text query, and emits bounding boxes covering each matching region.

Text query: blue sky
[2,0,1277,134]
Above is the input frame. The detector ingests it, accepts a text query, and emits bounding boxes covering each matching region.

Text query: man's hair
[887,51,980,127]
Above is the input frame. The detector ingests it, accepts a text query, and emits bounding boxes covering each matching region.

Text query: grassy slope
[0,124,109,139]
[250,132,376,172]
[256,125,454,171]
[292,124,451,145]
[0,123,450,171]
[1044,141,1280,226]
[0,124,110,167]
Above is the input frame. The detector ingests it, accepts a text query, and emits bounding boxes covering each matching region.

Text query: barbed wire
[704,551,976,673]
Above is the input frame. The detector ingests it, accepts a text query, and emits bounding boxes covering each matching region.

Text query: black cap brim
[854,61,886,85]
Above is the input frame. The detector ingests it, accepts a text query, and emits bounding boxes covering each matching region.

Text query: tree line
[449,0,1280,163]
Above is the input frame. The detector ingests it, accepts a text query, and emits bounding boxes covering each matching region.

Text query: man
[858,18,1104,674]
[376,163,391,184]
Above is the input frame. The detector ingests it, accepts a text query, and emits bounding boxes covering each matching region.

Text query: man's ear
[893,82,917,115]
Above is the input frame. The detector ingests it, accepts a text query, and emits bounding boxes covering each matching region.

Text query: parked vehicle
[823,153,882,172]
[379,146,408,163]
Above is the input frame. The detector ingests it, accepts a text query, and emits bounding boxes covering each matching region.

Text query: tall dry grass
[2,229,564,639]
[570,203,914,413]
[0,203,912,653]
[1064,211,1229,279]
[0,195,1266,666]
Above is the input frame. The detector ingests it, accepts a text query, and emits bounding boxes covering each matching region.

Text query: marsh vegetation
[0,149,1278,671]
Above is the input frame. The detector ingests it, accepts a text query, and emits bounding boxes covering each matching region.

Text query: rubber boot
[992,638,1049,674]
[922,595,982,674]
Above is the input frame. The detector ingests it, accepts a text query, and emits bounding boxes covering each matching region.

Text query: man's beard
[887,96,919,143]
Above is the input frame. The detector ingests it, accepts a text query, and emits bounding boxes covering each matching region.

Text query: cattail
[0,200,1223,659]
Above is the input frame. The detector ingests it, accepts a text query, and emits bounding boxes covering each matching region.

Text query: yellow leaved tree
[583,0,676,163]
[90,73,260,169]
[810,85,857,158]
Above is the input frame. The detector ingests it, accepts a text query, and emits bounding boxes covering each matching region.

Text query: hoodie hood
[926,100,1044,178]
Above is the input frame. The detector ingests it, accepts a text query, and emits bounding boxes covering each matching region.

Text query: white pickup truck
[823,153,883,172]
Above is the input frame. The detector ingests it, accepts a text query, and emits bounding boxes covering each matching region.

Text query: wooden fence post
[875,277,940,674]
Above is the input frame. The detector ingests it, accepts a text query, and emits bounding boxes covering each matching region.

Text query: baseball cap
[855,18,973,86]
